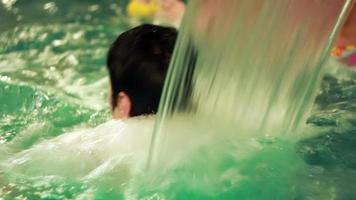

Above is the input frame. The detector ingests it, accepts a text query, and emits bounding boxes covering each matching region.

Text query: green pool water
[0,0,126,147]
[0,1,356,199]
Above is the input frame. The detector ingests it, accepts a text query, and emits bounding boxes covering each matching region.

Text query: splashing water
[0,0,127,148]
[144,0,356,199]
[149,0,353,166]
[0,0,356,199]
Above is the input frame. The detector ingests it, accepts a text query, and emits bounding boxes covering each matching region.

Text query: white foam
[1,116,155,179]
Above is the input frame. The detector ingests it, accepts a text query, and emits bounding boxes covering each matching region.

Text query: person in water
[107,24,177,119]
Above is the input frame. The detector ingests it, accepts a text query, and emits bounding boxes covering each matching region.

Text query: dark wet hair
[107,24,177,116]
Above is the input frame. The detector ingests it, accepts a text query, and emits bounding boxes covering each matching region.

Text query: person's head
[107,24,177,119]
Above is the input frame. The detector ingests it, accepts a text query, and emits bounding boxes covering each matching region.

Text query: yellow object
[127,0,158,19]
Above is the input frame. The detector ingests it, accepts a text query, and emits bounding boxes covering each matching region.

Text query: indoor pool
[0,0,356,200]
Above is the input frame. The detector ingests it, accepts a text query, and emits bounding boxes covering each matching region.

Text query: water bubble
[49,66,56,71]
[21,70,37,77]
[52,39,64,47]
[73,31,84,40]
[1,0,16,10]
[89,5,100,12]
[39,33,48,41]
[0,75,11,82]
[67,54,79,66]
[43,2,58,14]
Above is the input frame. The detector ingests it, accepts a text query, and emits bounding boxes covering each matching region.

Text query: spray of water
[148,0,354,170]
[1,0,355,199]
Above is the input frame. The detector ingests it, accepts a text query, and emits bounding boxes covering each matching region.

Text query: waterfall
[148,0,355,169]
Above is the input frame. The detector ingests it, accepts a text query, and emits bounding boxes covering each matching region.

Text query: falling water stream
[141,1,356,199]
[0,0,356,199]
[148,0,354,167]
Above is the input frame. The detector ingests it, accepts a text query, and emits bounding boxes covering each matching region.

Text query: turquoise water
[0,1,356,199]
[0,0,128,147]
